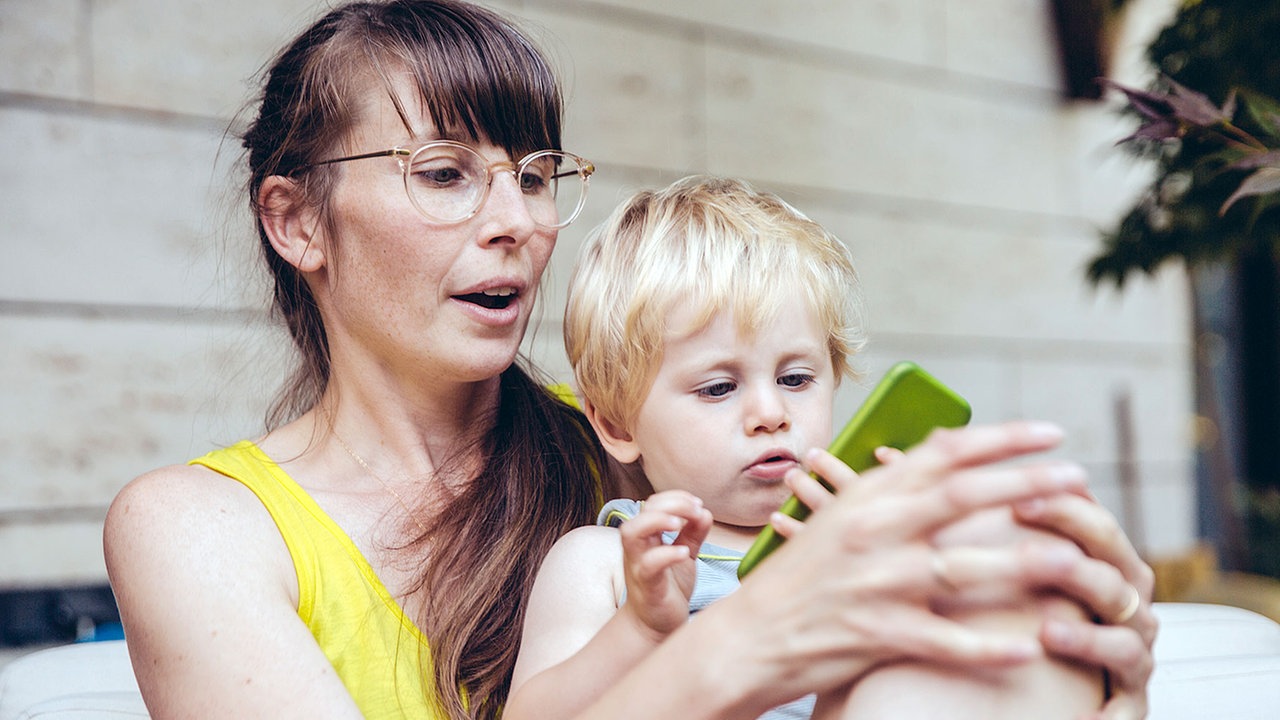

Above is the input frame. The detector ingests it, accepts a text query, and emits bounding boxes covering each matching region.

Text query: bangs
[659,226,823,342]
[626,180,865,377]
[372,1,563,154]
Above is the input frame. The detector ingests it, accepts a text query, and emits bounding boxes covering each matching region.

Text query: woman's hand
[769,445,902,539]
[618,491,712,638]
[1015,493,1157,720]
[710,422,1091,705]
[780,428,1156,719]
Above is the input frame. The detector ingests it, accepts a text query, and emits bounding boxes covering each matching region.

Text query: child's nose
[745,388,789,434]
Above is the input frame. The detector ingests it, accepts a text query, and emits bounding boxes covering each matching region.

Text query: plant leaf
[1101,78,1173,120]
[1118,118,1183,143]
[1237,89,1280,138]
[1228,150,1280,171]
[1220,167,1280,215]
[1165,77,1232,127]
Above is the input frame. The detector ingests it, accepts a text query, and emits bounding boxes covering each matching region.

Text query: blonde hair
[565,175,866,432]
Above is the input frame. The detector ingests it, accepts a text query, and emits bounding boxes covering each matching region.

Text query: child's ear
[582,398,641,464]
[258,175,326,273]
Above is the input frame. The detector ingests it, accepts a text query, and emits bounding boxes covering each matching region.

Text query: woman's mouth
[455,287,518,309]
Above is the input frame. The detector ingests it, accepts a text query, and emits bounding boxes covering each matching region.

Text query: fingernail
[1026,421,1064,441]
[1049,462,1086,487]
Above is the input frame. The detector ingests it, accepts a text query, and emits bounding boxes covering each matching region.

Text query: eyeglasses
[305,140,594,229]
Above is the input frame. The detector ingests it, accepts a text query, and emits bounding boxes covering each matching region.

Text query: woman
[103,1,1156,718]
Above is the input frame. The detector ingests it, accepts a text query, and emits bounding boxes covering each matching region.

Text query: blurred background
[3,0,1275,656]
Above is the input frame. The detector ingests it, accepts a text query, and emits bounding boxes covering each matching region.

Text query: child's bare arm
[505,492,710,720]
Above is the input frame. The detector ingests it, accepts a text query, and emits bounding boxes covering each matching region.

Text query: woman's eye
[778,373,815,389]
[519,169,550,193]
[413,165,466,186]
[698,381,736,399]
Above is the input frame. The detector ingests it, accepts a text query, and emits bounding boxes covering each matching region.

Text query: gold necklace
[331,431,429,535]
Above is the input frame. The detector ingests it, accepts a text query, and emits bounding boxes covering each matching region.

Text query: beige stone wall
[0,0,1190,588]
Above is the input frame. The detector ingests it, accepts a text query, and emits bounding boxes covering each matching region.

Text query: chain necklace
[331,431,429,535]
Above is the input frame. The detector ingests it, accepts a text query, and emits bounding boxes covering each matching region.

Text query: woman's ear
[258,175,326,273]
[583,398,641,464]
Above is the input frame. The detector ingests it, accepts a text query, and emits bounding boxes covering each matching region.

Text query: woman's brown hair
[240,2,615,717]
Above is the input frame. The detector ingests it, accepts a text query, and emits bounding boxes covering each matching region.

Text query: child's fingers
[619,509,682,544]
[621,491,710,570]
[671,503,712,554]
[622,492,705,539]
[629,544,694,583]
[638,490,705,521]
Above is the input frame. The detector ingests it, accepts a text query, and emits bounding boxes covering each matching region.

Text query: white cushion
[1152,601,1280,662]
[1,603,1278,719]
[1149,603,1280,719]
[1150,654,1280,719]
[0,641,145,720]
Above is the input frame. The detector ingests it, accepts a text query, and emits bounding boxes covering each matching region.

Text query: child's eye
[778,373,815,389]
[697,381,736,399]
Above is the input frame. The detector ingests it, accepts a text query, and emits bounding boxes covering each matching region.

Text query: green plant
[1089,0,1280,576]
[1109,77,1280,208]
[1088,0,1280,287]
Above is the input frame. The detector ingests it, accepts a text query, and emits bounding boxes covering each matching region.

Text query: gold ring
[931,554,959,593]
[1111,584,1141,625]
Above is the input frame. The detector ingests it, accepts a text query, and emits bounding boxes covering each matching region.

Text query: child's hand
[618,490,712,639]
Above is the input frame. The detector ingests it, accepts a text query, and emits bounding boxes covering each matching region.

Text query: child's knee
[931,506,1038,547]
[931,507,1090,622]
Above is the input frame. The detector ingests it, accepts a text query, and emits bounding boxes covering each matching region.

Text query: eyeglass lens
[405,144,588,228]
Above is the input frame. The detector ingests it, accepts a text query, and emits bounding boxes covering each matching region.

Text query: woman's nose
[476,169,537,246]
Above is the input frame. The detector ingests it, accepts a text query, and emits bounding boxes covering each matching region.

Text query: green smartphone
[736,361,972,579]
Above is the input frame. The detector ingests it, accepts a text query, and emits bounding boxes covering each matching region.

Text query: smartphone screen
[736,361,972,579]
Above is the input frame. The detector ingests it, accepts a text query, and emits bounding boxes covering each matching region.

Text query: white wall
[0,0,1190,588]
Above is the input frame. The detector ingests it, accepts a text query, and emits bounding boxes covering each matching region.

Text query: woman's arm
[104,465,365,719]
[776,426,1156,720]
[572,421,1097,718]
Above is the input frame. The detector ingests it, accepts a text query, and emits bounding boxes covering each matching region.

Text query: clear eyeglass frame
[304,140,594,229]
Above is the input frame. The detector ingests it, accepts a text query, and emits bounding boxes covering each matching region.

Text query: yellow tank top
[191,441,443,719]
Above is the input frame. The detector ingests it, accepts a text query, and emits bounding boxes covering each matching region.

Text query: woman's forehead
[343,79,463,147]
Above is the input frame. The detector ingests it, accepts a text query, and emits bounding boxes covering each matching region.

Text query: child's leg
[812,507,1103,720]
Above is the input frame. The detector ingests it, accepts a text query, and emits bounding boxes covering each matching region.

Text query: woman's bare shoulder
[103,458,354,716]
[108,460,264,535]
[104,458,291,592]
